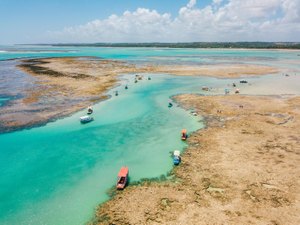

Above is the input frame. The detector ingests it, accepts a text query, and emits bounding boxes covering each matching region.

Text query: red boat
[181,129,187,141]
[116,167,129,190]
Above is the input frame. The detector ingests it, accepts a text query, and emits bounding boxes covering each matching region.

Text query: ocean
[0,46,299,225]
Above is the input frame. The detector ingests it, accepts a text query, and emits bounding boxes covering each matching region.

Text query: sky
[0,0,299,44]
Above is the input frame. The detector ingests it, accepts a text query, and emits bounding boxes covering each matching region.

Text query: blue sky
[0,0,299,44]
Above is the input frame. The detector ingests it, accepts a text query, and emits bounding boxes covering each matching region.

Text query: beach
[93,94,300,225]
[1,0,300,223]
[0,57,278,133]
[0,47,299,225]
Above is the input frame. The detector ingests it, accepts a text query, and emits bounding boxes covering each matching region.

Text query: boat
[191,112,197,116]
[115,91,119,96]
[80,115,94,124]
[116,167,129,190]
[125,85,128,89]
[202,86,209,91]
[168,102,173,108]
[173,150,181,165]
[134,79,138,83]
[224,88,230,95]
[240,80,248,83]
[87,106,93,114]
[148,77,151,80]
[235,88,240,94]
[181,129,187,141]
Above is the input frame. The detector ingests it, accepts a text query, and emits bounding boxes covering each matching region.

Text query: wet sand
[150,64,278,77]
[92,95,300,225]
[0,57,138,133]
[1,56,299,224]
[0,57,278,133]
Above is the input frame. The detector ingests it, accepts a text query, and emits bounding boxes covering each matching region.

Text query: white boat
[173,150,181,165]
[80,115,94,123]
[174,150,181,157]
[87,106,93,114]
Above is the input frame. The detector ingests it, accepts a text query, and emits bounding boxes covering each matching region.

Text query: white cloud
[47,0,300,42]
[187,0,197,8]
[213,0,223,5]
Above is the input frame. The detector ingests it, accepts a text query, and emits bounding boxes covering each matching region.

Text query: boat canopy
[181,129,187,134]
[80,115,90,120]
[174,150,180,157]
[118,167,129,177]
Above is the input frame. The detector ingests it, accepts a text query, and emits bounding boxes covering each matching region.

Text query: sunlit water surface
[0,46,299,225]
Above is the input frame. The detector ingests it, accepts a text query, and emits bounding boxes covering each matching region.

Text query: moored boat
[181,129,187,141]
[202,86,209,91]
[80,115,94,124]
[168,102,173,108]
[173,150,181,165]
[87,106,93,114]
[116,167,129,190]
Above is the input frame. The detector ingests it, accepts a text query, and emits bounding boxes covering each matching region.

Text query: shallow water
[0,47,299,225]
[0,74,207,225]
[1,45,300,66]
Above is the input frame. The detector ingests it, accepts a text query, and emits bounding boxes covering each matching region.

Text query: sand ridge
[92,95,300,225]
[0,57,279,133]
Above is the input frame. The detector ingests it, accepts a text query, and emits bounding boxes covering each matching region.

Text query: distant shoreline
[17,42,300,50]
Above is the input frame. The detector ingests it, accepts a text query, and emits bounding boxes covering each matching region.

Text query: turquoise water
[1,45,300,66]
[0,97,10,106]
[0,47,299,225]
[0,73,216,225]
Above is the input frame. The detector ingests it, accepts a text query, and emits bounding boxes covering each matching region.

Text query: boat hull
[116,167,129,190]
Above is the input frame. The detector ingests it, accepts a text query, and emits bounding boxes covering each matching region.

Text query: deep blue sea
[0,46,299,225]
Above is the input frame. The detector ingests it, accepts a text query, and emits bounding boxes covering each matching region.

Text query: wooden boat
[80,115,94,124]
[168,102,173,108]
[116,167,129,190]
[181,129,187,141]
[115,91,119,96]
[173,150,181,165]
[240,80,248,83]
[125,85,128,89]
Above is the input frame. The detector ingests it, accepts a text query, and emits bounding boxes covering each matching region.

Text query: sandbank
[0,57,279,132]
[92,94,300,225]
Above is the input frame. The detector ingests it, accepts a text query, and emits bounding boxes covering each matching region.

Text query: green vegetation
[48,42,300,49]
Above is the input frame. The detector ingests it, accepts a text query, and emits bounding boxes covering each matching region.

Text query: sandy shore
[0,57,278,133]
[1,56,299,223]
[150,64,278,77]
[92,94,300,225]
[0,57,138,132]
